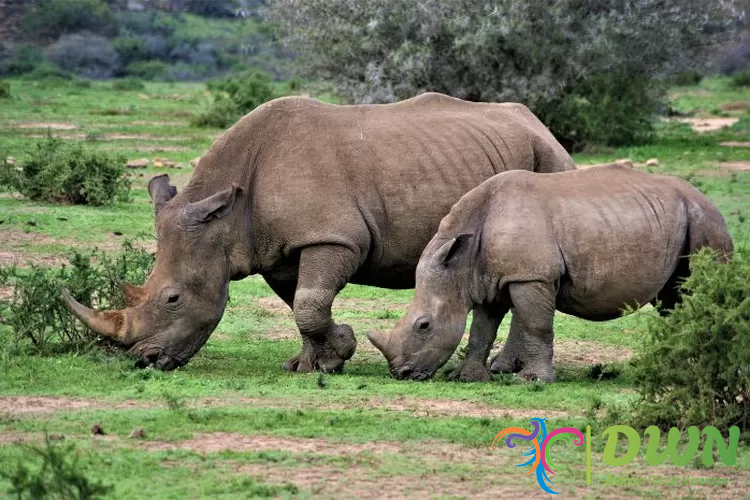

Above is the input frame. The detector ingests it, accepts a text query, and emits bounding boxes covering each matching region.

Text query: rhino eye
[414,316,431,333]
[167,293,180,304]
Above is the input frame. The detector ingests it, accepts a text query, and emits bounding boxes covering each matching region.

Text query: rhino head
[62,175,243,370]
[368,234,475,380]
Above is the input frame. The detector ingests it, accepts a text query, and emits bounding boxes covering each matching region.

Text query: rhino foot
[283,324,357,373]
[489,353,524,374]
[448,361,493,382]
[517,364,556,383]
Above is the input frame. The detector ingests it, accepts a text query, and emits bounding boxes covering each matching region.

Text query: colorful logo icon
[492,418,586,495]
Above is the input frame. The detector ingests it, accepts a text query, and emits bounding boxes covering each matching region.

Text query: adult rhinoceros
[368,165,733,382]
[62,93,575,371]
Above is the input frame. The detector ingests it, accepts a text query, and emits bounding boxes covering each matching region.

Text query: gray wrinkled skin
[62,92,575,371]
[369,165,733,382]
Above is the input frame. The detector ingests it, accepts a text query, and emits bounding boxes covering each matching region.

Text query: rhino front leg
[489,312,525,374]
[508,281,556,382]
[449,305,507,382]
[283,245,359,373]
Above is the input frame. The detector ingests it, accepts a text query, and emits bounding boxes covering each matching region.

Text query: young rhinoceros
[368,165,733,382]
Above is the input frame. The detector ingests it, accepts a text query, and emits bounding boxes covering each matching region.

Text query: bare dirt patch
[144,432,401,456]
[716,161,750,172]
[379,396,572,419]
[13,122,77,130]
[237,462,531,499]
[671,117,739,133]
[0,396,150,416]
[552,339,632,366]
[25,132,185,141]
[720,141,750,147]
[102,145,191,153]
[721,101,750,112]
[257,297,291,315]
[128,120,185,127]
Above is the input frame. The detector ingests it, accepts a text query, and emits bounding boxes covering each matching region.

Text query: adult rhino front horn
[63,93,575,370]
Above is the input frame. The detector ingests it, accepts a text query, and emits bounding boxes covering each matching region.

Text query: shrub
[629,249,750,433]
[0,434,113,498]
[0,80,9,99]
[0,43,44,77]
[21,0,118,42]
[25,62,74,82]
[112,37,148,67]
[7,134,130,205]
[731,70,750,88]
[267,0,737,151]
[46,32,121,80]
[124,60,168,80]
[111,77,145,91]
[192,71,277,127]
[0,240,154,352]
[667,70,703,86]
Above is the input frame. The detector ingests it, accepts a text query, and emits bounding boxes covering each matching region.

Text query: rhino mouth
[133,348,186,371]
[391,364,434,381]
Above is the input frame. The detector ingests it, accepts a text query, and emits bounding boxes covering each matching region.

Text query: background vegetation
[1,1,750,497]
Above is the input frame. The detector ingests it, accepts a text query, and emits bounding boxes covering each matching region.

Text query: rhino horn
[367,329,394,361]
[61,289,134,344]
[119,282,147,308]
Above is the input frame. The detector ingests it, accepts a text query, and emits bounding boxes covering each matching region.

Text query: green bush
[21,0,118,42]
[7,135,130,205]
[629,249,750,433]
[112,37,148,67]
[192,71,277,128]
[25,62,74,82]
[123,60,168,80]
[0,43,44,76]
[111,78,145,91]
[0,80,9,99]
[667,70,703,86]
[0,240,154,353]
[731,70,750,88]
[536,71,656,149]
[0,434,113,499]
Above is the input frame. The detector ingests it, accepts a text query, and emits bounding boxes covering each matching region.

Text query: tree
[267,0,740,150]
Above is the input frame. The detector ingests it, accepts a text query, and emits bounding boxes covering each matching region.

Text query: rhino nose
[394,366,414,379]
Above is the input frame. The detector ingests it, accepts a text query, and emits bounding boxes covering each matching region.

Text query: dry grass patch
[12,122,78,130]
[0,396,150,416]
[716,161,750,172]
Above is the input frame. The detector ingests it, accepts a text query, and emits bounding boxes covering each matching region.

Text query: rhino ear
[431,234,474,268]
[186,184,242,223]
[148,174,177,215]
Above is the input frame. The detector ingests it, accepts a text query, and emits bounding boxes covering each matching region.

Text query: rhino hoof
[448,362,492,382]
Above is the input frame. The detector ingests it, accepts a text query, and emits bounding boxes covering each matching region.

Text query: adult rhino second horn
[61,288,134,344]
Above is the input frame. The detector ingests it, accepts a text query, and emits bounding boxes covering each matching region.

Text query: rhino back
[190,94,573,286]
[478,166,721,318]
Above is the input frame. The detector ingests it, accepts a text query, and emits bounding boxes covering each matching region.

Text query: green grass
[1,76,749,498]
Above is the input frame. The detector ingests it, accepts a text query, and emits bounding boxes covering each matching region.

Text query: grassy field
[0,76,749,499]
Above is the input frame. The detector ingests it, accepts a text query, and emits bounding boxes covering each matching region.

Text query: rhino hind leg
[650,256,690,316]
[489,312,526,374]
[283,245,359,373]
[449,305,508,382]
[507,281,556,383]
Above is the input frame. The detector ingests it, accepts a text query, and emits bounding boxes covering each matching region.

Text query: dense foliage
[192,70,278,127]
[630,249,750,433]
[0,241,155,353]
[0,80,9,99]
[3,135,130,205]
[268,0,739,150]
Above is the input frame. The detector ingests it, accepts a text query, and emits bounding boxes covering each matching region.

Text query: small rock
[614,158,634,168]
[127,158,149,169]
[190,157,201,168]
[129,428,145,439]
[26,220,36,227]
[152,157,176,168]
[6,156,16,165]
[91,424,105,435]
[645,158,659,167]
[170,164,183,169]
[138,173,145,177]
[113,231,123,236]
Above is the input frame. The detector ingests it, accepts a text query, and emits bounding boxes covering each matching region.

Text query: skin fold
[62,92,575,371]
[369,165,733,382]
